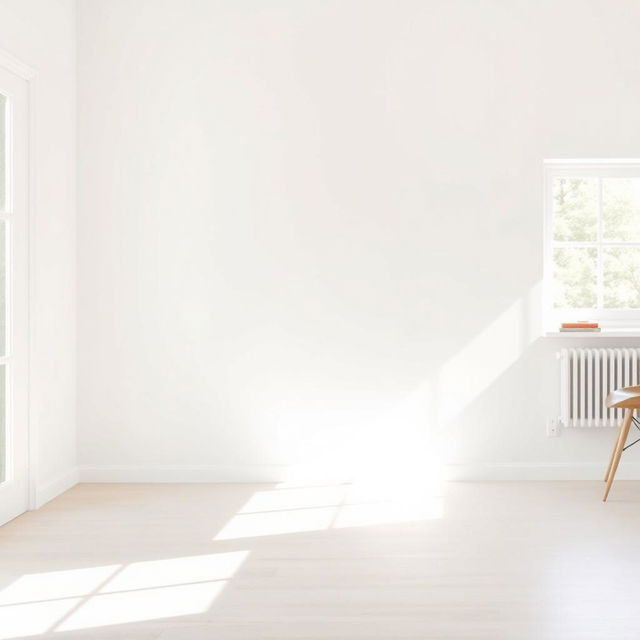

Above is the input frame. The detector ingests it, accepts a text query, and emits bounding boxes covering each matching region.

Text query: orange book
[561,322,599,329]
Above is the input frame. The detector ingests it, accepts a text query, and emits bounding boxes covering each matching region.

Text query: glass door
[0,65,29,526]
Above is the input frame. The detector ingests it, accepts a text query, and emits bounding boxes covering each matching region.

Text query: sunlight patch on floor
[0,551,248,638]
[101,553,245,592]
[214,481,444,541]
[56,581,226,632]
[239,485,350,513]
[0,565,120,606]
[215,505,337,540]
[334,498,443,528]
[0,598,84,639]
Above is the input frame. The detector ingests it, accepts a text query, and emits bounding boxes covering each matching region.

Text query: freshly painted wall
[77,0,640,482]
[0,0,77,503]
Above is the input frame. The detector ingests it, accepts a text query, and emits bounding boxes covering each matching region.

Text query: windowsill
[544,329,640,338]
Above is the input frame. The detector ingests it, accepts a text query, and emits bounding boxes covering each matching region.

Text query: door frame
[0,48,37,511]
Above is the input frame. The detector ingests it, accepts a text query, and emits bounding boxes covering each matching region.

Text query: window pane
[553,247,597,308]
[0,221,5,356]
[603,178,640,242]
[0,365,6,485]
[0,94,5,213]
[553,178,598,241]
[604,247,640,308]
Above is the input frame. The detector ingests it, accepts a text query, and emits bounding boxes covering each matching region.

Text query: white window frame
[544,159,640,330]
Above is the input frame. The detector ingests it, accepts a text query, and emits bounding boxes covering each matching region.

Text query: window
[544,160,640,328]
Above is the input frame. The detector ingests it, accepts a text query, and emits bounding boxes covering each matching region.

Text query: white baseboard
[77,462,640,483]
[445,462,640,481]
[78,464,290,483]
[34,467,79,508]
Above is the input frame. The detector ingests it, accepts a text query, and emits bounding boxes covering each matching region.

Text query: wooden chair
[604,385,640,501]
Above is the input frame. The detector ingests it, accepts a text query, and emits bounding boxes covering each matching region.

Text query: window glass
[553,247,597,309]
[0,94,5,213]
[603,247,640,309]
[603,178,640,242]
[553,177,597,242]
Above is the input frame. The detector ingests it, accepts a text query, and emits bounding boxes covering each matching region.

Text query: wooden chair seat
[607,386,640,409]
[604,385,640,501]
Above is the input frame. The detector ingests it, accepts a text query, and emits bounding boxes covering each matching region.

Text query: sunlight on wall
[276,395,444,491]
[276,414,377,486]
[272,286,541,487]
[0,551,248,638]
[436,284,540,431]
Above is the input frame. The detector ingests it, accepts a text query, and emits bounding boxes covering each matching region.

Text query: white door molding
[0,48,37,511]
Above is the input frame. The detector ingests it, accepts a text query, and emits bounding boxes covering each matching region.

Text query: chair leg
[604,408,634,502]
[605,422,627,482]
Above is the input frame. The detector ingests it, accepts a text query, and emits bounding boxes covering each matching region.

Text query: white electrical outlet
[546,418,560,438]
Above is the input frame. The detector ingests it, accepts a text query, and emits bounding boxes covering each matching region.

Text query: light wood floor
[1,481,640,639]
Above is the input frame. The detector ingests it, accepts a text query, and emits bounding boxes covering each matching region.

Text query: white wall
[77,0,640,482]
[0,0,77,502]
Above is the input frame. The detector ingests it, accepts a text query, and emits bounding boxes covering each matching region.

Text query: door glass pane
[0,365,6,484]
[0,222,5,357]
[604,247,640,308]
[0,94,5,485]
[553,247,597,308]
[553,177,598,241]
[0,93,5,213]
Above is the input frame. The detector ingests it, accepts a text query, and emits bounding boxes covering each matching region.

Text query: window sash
[544,160,640,325]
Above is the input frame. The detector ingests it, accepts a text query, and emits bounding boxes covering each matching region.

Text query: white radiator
[558,348,640,427]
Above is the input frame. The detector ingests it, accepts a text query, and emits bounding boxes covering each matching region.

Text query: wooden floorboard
[0,481,639,639]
